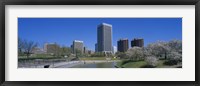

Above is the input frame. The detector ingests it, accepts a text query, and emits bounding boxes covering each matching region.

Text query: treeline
[116,39,182,67]
[18,38,73,58]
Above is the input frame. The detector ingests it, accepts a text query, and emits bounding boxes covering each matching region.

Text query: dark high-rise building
[131,38,144,47]
[95,43,98,52]
[97,23,112,53]
[84,47,88,54]
[117,39,129,52]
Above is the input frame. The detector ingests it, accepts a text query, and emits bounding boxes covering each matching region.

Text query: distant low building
[31,47,45,54]
[44,43,60,55]
[88,50,95,54]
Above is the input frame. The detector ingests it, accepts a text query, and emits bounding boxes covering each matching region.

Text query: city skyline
[18,18,182,51]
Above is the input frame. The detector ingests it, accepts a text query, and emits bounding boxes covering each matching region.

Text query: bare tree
[24,40,38,58]
[18,37,24,55]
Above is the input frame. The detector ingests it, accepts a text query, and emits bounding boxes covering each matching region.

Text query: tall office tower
[117,39,129,52]
[95,43,98,52]
[97,23,112,53]
[131,38,144,47]
[73,40,84,54]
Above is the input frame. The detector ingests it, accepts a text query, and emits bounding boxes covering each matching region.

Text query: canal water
[70,62,117,68]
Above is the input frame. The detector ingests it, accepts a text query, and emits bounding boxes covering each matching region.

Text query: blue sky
[18,18,182,51]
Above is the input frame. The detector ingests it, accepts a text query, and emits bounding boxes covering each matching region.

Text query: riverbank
[18,60,120,68]
[116,60,182,68]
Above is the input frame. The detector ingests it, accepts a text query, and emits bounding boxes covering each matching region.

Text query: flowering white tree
[145,41,170,59]
[167,40,182,53]
[126,47,144,61]
[165,40,182,63]
[145,56,158,67]
[167,51,182,61]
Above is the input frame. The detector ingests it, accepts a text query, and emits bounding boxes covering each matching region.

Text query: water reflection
[71,62,117,68]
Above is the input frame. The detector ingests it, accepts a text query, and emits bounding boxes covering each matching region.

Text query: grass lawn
[117,60,167,68]
[122,61,147,68]
[79,57,105,60]
[156,60,166,68]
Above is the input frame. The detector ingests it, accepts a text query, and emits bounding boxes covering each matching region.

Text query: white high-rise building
[112,46,117,54]
[73,40,84,54]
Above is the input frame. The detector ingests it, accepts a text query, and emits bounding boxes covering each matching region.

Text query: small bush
[164,60,179,66]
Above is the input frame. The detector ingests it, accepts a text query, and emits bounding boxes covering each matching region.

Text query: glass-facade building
[97,23,112,53]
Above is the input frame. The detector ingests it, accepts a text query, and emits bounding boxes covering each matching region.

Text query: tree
[167,40,182,54]
[146,41,170,59]
[167,40,182,63]
[23,40,38,58]
[126,47,144,61]
[74,49,82,58]
[145,56,158,67]
[167,51,182,61]
[60,46,72,57]
[115,52,128,59]
[18,37,24,56]
[164,51,182,66]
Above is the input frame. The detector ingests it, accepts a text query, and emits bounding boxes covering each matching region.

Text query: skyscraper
[97,23,112,53]
[131,38,144,47]
[95,43,98,52]
[117,39,129,52]
[73,40,84,54]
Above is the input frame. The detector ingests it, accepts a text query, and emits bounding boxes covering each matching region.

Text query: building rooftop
[118,38,128,41]
[47,43,57,45]
[98,23,112,27]
[132,38,144,40]
[74,40,84,43]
